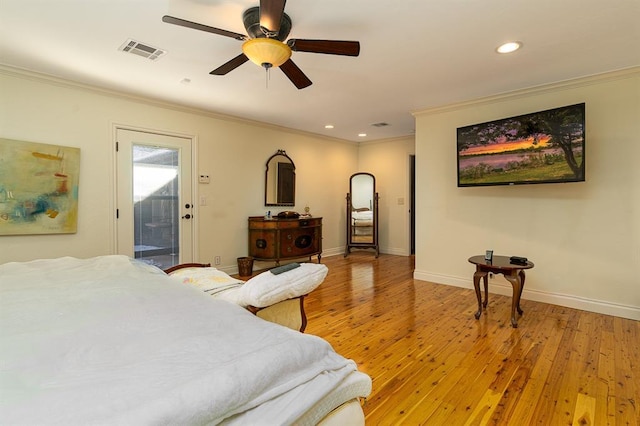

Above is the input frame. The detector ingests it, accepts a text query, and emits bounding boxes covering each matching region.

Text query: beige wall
[413,68,640,320]
[0,69,357,266]
[358,137,415,255]
[0,68,413,267]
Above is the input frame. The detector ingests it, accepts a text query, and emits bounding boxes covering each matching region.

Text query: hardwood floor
[304,253,640,425]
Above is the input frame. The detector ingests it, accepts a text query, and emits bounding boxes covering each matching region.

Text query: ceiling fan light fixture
[242,38,291,68]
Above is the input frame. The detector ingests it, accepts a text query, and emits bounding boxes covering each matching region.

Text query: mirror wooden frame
[345,172,379,257]
[265,150,295,207]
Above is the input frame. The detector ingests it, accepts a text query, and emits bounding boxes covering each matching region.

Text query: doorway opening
[410,154,415,255]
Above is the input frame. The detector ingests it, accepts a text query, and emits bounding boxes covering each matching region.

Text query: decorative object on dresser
[248,216,322,266]
[345,172,379,257]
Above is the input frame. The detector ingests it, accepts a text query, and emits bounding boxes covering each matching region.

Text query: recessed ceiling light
[324,124,334,129]
[496,41,522,54]
[358,133,367,137]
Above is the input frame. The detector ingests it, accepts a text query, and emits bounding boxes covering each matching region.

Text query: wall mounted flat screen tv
[457,103,585,187]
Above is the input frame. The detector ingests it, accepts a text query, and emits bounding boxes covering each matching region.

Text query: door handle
[182,214,192,219]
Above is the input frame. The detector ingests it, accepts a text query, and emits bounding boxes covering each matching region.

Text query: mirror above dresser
[265,150,295,206]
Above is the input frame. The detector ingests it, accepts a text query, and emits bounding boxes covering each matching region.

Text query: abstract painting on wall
[0,138,80,235]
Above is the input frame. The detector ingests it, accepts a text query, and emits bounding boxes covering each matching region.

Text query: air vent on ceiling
[119,39,166,61]
[371,122,390,127]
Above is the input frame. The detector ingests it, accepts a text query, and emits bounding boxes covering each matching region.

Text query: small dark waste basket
[237,256,254,277]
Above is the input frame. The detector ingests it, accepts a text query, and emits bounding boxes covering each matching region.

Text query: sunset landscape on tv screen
[457,103,585,187]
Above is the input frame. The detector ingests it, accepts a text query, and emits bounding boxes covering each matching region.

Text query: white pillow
[239,263,328,307]
[167,267,245,305]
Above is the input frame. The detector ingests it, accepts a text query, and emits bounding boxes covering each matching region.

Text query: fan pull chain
[262,63,273,89]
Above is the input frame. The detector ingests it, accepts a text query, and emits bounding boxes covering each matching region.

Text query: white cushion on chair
[167,267,245,305]
[239,263,328,308]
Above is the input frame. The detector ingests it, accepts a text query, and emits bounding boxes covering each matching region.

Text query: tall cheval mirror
[345,172,379,257]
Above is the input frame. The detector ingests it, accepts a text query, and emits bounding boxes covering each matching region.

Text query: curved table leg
[482,273,489,308]
[517,270,526,315]
[504,272,523,328]
[473,271,487,320]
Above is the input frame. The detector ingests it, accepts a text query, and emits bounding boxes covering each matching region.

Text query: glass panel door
[133,145,180,268]
[116,129,193,269]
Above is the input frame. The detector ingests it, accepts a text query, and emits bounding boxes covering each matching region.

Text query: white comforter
[351,210,373,222]
[0,256,370,425]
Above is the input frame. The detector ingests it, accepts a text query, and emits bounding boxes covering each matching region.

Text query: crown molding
[412,66,640,117]
[0,64,353,145]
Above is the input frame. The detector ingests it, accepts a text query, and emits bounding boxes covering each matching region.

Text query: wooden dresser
[248,216,322,265]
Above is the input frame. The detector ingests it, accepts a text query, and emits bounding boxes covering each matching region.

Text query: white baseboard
[414,270,640,321]
[382,246,409,256]
[323,246,409,258]
[322,247,346,258]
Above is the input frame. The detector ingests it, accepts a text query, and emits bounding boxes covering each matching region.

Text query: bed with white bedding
[0,255,371,425]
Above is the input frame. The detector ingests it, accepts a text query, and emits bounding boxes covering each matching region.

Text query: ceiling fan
[162,0,360,89]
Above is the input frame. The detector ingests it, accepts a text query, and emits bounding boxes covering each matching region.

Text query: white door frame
[112,124,198,263]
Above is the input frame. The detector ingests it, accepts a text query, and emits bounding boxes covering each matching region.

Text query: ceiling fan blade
[210,54,249,75]
[260,0,286,34]
[162,15,247,41]
[279,59,312,89]
[287,39,360,56]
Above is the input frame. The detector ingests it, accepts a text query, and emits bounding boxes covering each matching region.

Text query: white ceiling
[1,0,638,142]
